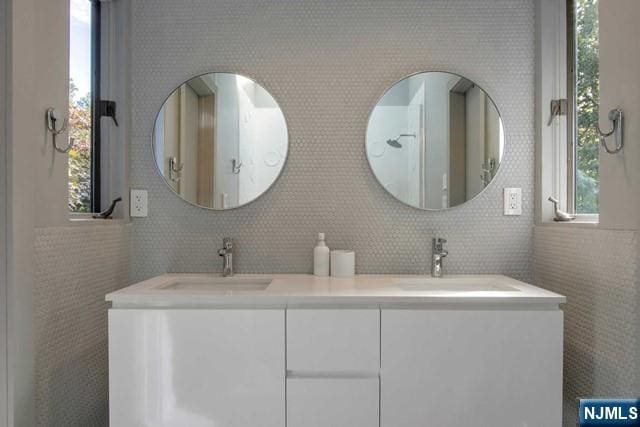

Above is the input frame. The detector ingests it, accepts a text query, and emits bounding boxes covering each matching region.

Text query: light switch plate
[504,188,522,215]
[130,189,148,217]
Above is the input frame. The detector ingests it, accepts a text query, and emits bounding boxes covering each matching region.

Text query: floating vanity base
[107,274,564,427]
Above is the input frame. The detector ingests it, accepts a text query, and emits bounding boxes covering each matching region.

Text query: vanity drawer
[287,377,379,427]
[286,309,380,372]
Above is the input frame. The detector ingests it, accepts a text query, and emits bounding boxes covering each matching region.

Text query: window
[568,0,600,215]
[69,0,100,213]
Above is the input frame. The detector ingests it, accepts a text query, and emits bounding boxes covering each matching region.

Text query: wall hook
[480,158,497,186]
[46,108,73,153]
[232,159,243,174]
[597,108,624,154]
[169,157,183,182]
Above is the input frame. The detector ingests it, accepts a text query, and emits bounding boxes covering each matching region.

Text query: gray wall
[0,0,7,423]
[34,224,131,426]
[533,226,639,426]
[130,0,535,282]
[532,3,640,425]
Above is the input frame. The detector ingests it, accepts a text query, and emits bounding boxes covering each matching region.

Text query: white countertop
[106,274,565,309]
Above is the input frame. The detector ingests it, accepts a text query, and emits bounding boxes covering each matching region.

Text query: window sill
[69,213,128,225]
[541,215,599,228]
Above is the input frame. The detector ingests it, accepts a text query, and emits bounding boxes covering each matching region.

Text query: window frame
[566,0,599,221]
[69,0,102,216]
[90,0,102,214]
[566,0,576,215]
[536,0,598,225]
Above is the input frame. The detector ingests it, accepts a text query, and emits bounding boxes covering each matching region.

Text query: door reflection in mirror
[366,72,504,210]
[153,73,288,210]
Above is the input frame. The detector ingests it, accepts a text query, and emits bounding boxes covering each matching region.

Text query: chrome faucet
[431,237,448,278]
[218,238,234,277]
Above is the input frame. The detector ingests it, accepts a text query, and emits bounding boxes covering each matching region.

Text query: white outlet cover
[130,189,148,217]
[503,188,522,216]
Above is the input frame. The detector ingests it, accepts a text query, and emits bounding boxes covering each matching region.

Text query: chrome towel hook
[597,108,624,154]
[46,108,73,153]
[169,157,183,182]
[232,159,243,174]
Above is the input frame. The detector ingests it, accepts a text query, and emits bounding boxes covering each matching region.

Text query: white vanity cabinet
[108,309,285,427]
[107,274,565,427]
[380,309,563,427]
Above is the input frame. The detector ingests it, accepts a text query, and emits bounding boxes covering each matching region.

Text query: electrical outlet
[130,189,148,217]
[504,188,522,215]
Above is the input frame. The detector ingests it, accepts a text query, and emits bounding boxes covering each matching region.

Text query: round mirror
[366,72,504,210]
[153,73,288,210]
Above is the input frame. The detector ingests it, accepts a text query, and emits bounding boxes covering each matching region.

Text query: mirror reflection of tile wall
[130,0,535,281]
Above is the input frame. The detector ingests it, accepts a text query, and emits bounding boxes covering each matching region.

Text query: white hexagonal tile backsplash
[130,0,535,282]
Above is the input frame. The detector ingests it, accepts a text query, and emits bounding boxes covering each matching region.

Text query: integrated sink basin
[395,277,520,293]
[158,276,273,293]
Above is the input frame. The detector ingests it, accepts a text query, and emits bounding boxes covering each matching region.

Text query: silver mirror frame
[151,71,290,211]
[365,70,506,211]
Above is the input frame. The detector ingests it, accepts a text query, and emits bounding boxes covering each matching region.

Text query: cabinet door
[287,377,379,427]
[381,310,563,427]
[109,309,285,427]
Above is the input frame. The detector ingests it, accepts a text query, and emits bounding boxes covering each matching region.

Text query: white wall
[237,78,254,204]
[6,0,40,423]
[161,91,180,193]
[369,73,461,209]
[598,0,640,230]
[34,224,130,425]
[237,79,288,206]
[484,99,503,169]
[0,0,7,424]
[366,105,421,205]
[424,73,453,209]
[533,2,640,425]
[213,74,240,208]
[534,226,639,426]
[153,105,165,172]
[465,86,486,198]
[3,0,132,424]
[367,76,422,205]
[180,85,199,202]
[407,86,424,206]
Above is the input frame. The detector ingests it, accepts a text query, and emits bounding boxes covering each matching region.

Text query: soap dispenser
[313,233,330,276]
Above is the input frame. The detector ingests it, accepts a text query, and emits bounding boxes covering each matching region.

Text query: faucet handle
[433,237,447,252]
[219,237,233,256]
[222,237,233,249]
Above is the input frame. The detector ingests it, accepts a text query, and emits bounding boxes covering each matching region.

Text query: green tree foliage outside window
[575,0,599,214]
[68,79,92,213]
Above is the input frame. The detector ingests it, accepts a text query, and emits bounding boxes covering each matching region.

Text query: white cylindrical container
[330,250,355,277]
[313,233,330,276]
